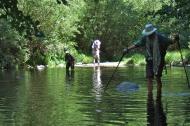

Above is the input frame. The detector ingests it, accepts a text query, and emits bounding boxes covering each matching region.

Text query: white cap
[94,39,101,44]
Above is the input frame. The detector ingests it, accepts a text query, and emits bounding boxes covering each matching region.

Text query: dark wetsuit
[65,54,75,70]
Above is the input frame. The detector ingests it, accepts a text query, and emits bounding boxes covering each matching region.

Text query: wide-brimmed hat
[142,24,157,35]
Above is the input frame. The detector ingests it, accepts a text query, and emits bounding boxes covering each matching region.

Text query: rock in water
[16,75,27,78]
[115,82,139,91]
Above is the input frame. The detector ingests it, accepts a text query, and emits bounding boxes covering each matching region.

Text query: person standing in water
[92,39,101,65]
[65,51,76,71]
[123,24,179,94]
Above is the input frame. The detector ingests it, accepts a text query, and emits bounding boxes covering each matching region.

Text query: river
[0,65,190,125]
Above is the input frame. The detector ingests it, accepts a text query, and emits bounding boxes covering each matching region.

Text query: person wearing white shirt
[92,39,101,65]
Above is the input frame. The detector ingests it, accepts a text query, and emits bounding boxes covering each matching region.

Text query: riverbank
[75,62,127,67]
[74,62,190,67]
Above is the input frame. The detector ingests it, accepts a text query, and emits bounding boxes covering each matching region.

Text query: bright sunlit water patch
[0,66,190,125]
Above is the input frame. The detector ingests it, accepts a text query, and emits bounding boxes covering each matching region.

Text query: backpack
[157,33,169,57]
[157,33,169,74]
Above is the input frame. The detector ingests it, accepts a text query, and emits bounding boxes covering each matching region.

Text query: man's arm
[70,55,76,61]
[123,45,136,55]
[127,45,136,50]
[91,43,94,49]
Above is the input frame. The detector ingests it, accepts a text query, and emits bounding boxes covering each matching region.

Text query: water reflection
[66,69,74,78]
[65,69,75,96]
[66,69,75,84]
[92,66,102,105]
[92,66,102,94]
[147,92,167,126]
[0,66,190,125]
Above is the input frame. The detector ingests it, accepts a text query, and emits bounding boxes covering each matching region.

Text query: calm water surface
[0,65,190,126]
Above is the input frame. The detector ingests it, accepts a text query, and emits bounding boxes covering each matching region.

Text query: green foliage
[165,51,180,64]
[121,50,190,66]
[0,0,69,39]
[152,0,190,49]
[44,56,51,65]
[0,0,190,67]
[76,0,143,56]
[111,53,146,65]
[165,49,190,64]
[0,19,29,68]
[131,53,146,65]
[154,0,190,26]
[16,0,84,66]
[123,58,134,64]
[0,0,41,39]
[67,50,93,64]
[123,53,146,65]
[56,0,67,4]
[111,54,123,62]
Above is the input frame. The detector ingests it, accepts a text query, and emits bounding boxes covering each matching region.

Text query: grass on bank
[91,50,190,65]
[23,49,190,67]
[70,49,190,65]
[120,49,190,65]
[165,49,190,64]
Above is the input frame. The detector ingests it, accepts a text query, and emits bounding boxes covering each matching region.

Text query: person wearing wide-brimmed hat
[123,24,179,94]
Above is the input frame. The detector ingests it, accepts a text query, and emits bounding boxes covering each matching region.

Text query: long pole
[104,54,125,92]
[177,40,190,88]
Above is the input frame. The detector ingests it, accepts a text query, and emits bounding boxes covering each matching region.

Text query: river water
[0,65,190,125]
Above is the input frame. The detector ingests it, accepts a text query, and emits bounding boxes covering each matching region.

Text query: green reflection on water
[0,66,190,125]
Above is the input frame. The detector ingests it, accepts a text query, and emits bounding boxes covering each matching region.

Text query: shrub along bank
[121,49,190,65]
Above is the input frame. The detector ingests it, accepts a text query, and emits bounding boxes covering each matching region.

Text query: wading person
[65,51,76,71]
[92,39,101,65]
[123,24,179,94]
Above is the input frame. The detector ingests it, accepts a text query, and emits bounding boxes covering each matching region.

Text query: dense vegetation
[0,0,190,68]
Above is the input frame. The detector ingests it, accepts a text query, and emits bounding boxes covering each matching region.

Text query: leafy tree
[1,0,189,66]
[0,19,29,68]
[75,0,145,59]
[152,0,190,49]
[0,0,41,40]
[0,0,69,39]
[17,0,85,65]
[0,0,98,39]
[154,0,190,26]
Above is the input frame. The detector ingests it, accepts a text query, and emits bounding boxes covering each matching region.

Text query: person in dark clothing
[65,51,76,71]
[123,24,179,94]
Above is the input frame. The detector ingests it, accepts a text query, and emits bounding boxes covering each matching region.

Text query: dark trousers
[146,57,165,78]
[66,62,74,70]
